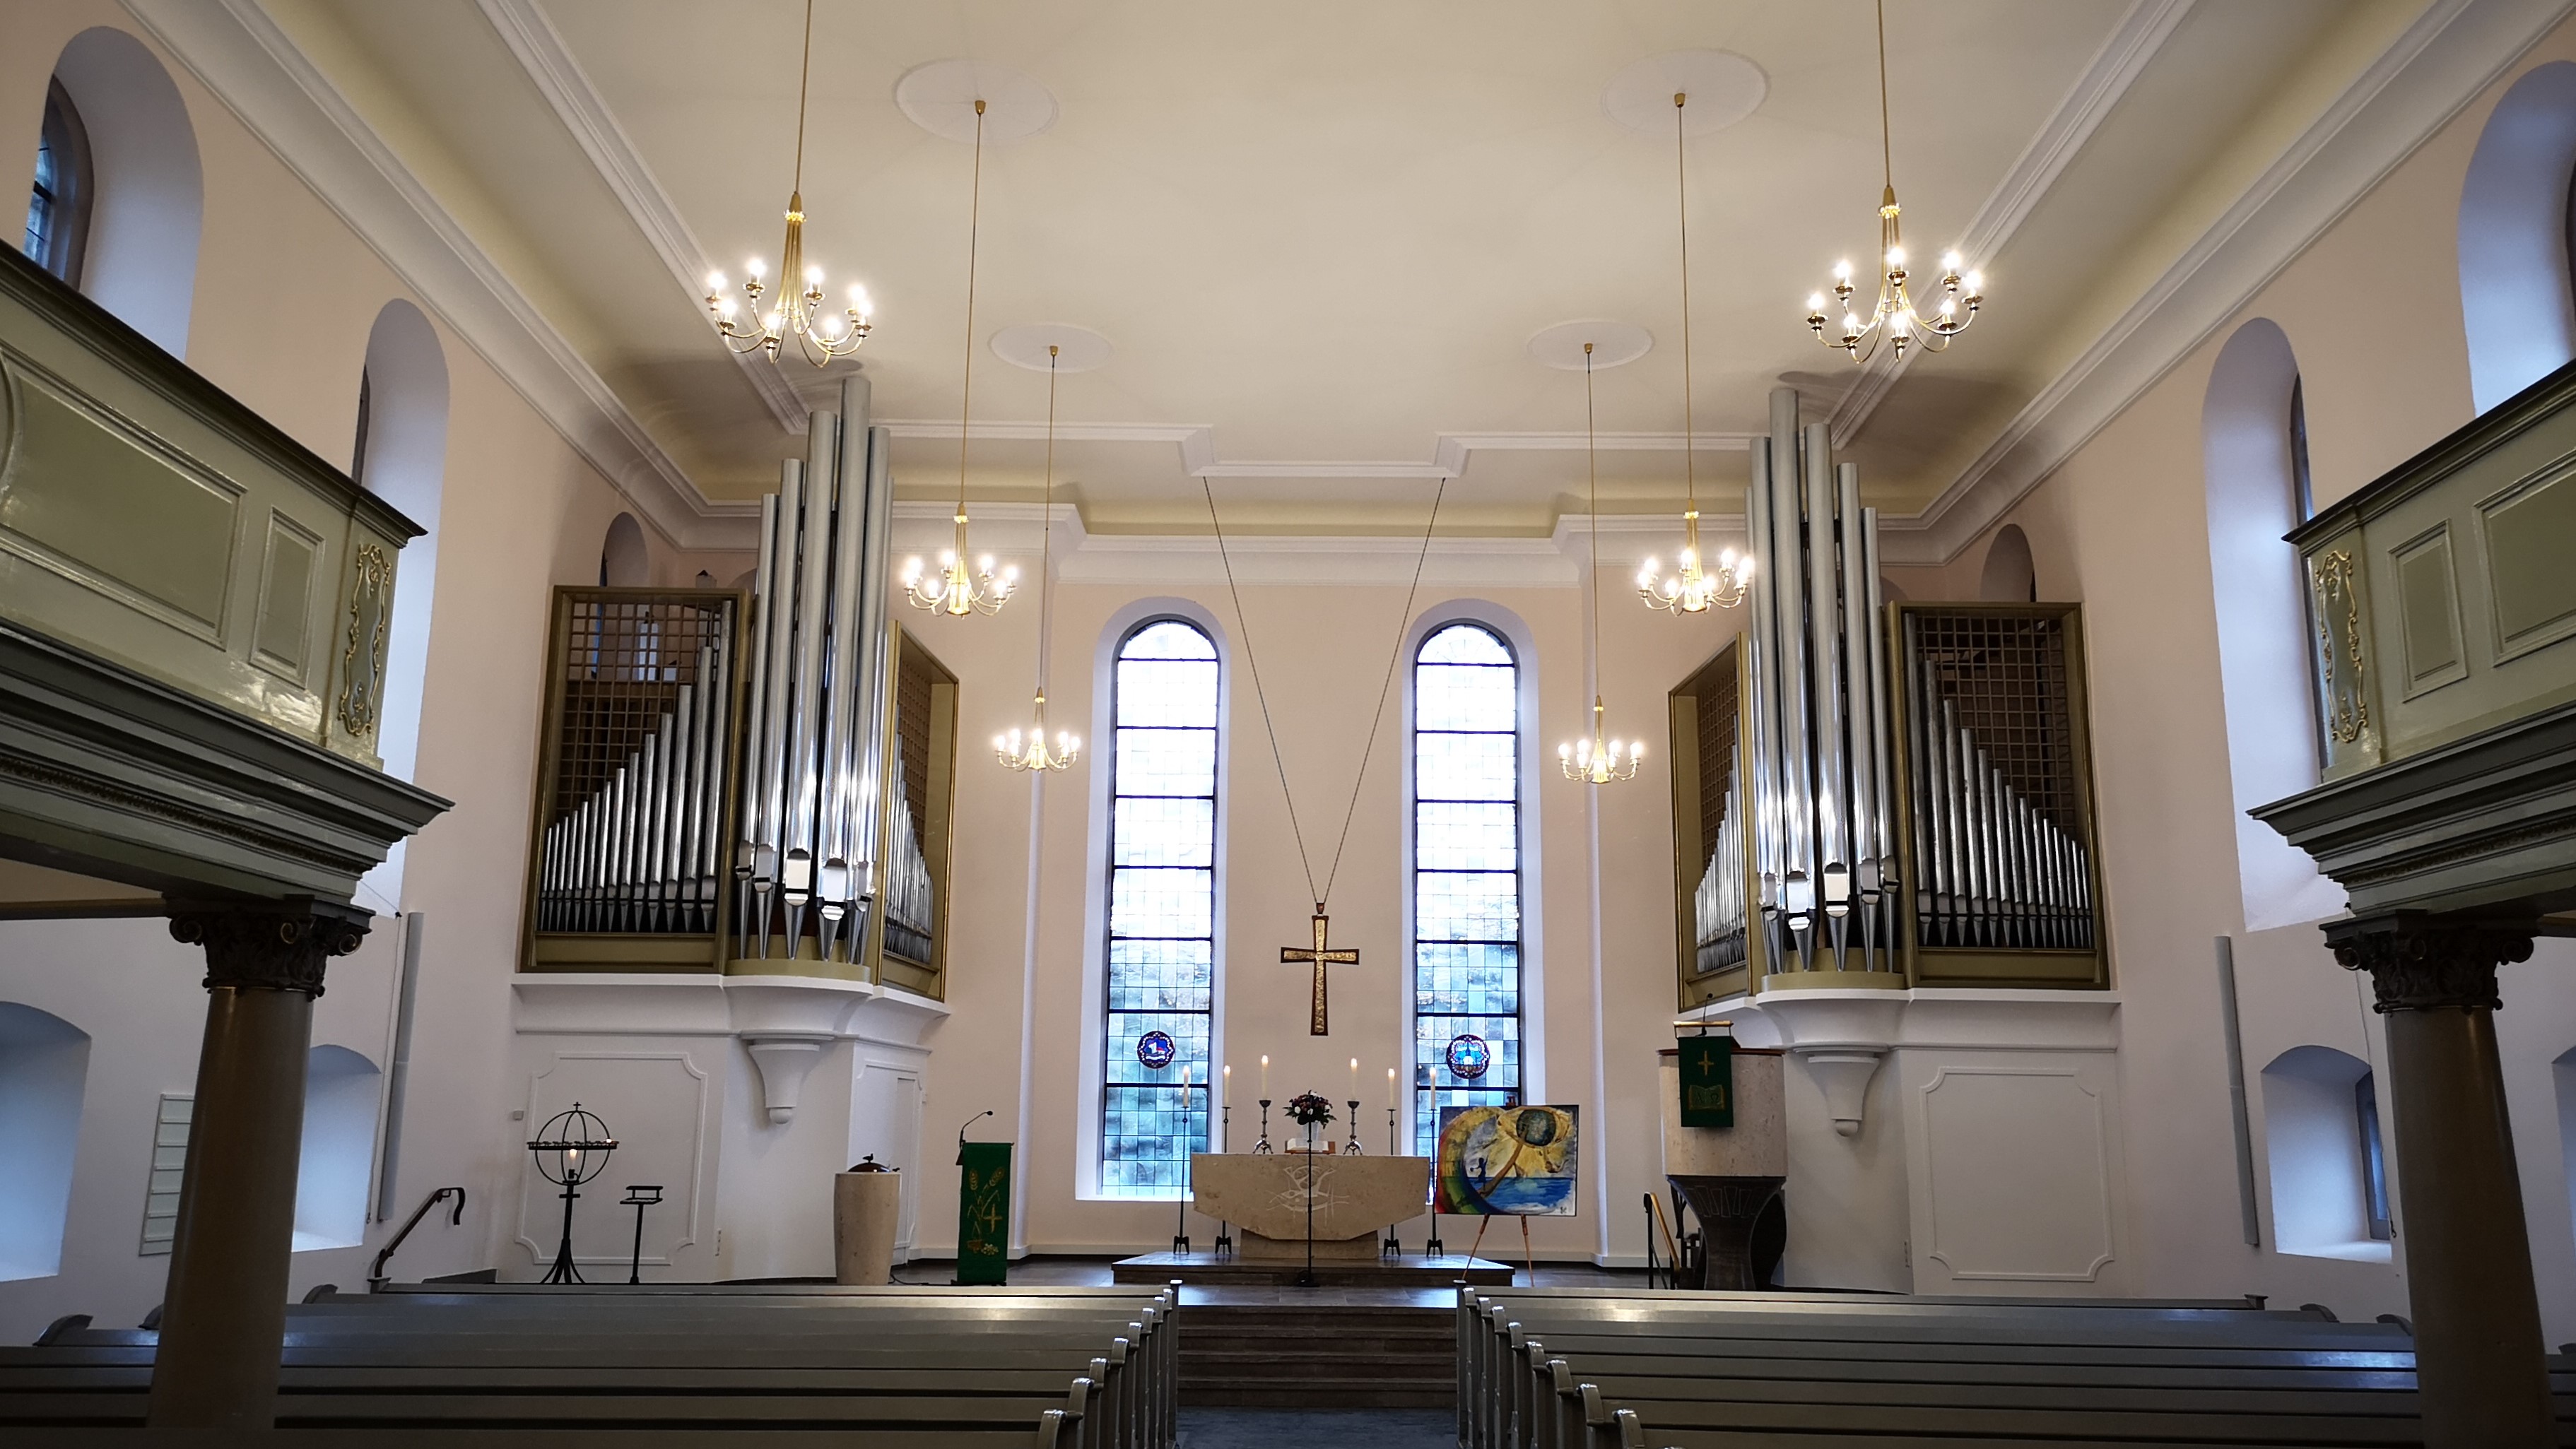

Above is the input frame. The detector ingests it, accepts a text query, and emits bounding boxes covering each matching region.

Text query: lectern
[1659,1046,1787,1290]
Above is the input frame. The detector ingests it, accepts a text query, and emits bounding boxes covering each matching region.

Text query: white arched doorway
[2203,319,2340,931]
[0,1003,88,1282]
[46,28,201,357]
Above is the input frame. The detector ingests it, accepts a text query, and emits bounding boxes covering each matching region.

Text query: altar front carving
[1190,1154,1428,1261]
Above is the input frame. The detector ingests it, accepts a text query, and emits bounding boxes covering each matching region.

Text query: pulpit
[1189,1153,1429,1261]
[1659,1046,1788,1290]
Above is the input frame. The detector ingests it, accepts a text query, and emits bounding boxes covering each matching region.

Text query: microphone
[958,1109,995,1147]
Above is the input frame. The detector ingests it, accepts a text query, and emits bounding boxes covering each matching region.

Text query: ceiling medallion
[904,97,1017,619]
[1557,342,1642,786]
[702,0,871,367]
[1639,90,1751,617]
[1806,0,1987,363]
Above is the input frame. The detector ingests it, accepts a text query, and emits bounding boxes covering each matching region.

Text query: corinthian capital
[2324,911,2536,1014]
[167,899,373,998]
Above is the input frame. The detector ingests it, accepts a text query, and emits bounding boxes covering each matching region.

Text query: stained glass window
[1412,622,1522,1154]
[1101,619,1218,1195]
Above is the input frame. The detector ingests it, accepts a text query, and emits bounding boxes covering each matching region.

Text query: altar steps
[1180,1297,1453,1409]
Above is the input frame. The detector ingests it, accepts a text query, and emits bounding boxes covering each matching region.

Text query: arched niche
[357,301,447,786]
[1977,524,2036,602]
[0,1003,90,1282]
[2459,61,2576,413]
[601,514,649,587]
[1879,574,1910,604]
[2258,1044,2389,1262]
[47,28,201,358]
[2203,319,2341,930]
[293,1044,381,1253]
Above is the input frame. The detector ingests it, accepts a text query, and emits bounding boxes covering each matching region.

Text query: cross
[1280,904,1358,1036]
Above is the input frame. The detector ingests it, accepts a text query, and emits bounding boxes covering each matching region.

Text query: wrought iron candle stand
[1343,1100,1364,1156]
[527,1104,616,1284]
[1382,1103,1403,1259]
[1212,1104,1235,1258]
[621,1185,662,1284]
[1254,1099,1274,1154]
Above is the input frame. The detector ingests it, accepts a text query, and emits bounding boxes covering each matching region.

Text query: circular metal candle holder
[527,1104,616,1284]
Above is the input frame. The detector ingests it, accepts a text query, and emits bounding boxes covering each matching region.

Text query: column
[147,899,371,1430]
[2326,911,2550,1449]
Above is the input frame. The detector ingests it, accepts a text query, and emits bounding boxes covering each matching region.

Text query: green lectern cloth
[955,1140,1013,1284]
[1678,1034,1734,1128]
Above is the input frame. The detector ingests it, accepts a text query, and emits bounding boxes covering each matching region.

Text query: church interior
[1,1,2574,1444]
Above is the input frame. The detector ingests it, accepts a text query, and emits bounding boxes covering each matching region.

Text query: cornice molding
[119,0,725,549]
[1905,0,2576,564]
[473,0,808,434]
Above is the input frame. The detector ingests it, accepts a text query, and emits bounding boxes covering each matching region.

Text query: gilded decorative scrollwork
[337,543,392,738]
[2310,548,2370,747]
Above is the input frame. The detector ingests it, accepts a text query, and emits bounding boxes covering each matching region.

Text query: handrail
[1645,1193,1686,1290]
[368,1185,464,1291]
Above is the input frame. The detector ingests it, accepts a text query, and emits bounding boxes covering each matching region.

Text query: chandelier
[997,347,1078,772]
[904,98,1016,617]
[702,1,871,367]
[1804,0,1985,364]
[1640,90,1751,615]
[1560,343,1643,785]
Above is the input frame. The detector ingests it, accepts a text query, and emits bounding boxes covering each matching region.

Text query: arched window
[293,1045,381,1252]
[2459,61,2576,412]
[1410,621,1522,1154]
[0,1003,89,1282]
[2203,319,2340,930]
[2259,1044,2392,1260]
[1099,619,1218,1196]
[45,28,201,357]
[23,81,91,285]
[601,513,649,587]
[1978,524,2037,603]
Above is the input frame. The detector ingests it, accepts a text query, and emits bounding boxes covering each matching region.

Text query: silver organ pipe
[731,375,903,966]
[1739,387,1900,974]
[534,603,735,941]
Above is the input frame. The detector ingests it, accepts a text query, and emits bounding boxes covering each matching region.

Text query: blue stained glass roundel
[1136,1029,1177,1070]
[1446,1033,1491,1080]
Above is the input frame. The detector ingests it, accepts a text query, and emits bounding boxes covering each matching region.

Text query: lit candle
[1260,1055,1269,1099]
[1223,1064,1232,1108]
[1350,1056,1359,1103]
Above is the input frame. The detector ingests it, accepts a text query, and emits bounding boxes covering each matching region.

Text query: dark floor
[1180,1407,1453,1448]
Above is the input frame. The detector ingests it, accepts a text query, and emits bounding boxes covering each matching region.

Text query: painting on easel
[1433,1104,1580,1216]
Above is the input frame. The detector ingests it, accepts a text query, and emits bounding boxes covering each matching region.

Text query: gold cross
[1280,904,1358,1036]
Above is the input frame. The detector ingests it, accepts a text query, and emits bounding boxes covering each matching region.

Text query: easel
[1462,1213,1539,1286]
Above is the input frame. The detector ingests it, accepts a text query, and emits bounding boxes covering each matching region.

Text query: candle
[1350,1056,1359,1102]
[1260,1055,1269,1099]
[1222,1064,1232,1108]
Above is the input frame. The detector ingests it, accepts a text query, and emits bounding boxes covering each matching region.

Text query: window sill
[2279,1240,2393,1264]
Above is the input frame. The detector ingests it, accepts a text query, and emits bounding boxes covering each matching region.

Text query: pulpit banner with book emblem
[1678,1034,1734,1128]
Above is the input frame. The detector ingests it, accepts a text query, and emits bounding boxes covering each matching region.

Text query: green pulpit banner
[955,1140,1013,1284]
[1678,1034,1734,1128]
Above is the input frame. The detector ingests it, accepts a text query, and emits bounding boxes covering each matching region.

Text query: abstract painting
[1434,1104,1579,1216]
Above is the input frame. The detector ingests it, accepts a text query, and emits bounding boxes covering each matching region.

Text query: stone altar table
[1188,1153,1428,1261]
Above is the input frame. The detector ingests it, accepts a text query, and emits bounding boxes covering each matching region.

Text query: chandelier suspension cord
[1200,475,1446,913]
[792,0,814,194]
[1675,93,1695,513]
[955,100,987,515]
[1585,343,1601,681]
[1877,0,1894,194]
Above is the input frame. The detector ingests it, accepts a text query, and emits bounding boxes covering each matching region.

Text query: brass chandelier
[703,1,872,367]
[903,98,1017,617]
[1639,89,1752,615]
[1804,0,1986,363]
[1560,343,1643,786]
[996,346,1078,772]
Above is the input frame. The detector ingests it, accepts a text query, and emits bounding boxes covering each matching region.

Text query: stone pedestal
[833,1171,902,1284]
[1658,1048,1789,1289]
[2328,913,2551,1449]
[148,901,370,1430]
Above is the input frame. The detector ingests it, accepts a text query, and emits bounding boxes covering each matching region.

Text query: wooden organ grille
[523,589,739,970]
[1668,640,1756,1007]
[1893,603,2103,986]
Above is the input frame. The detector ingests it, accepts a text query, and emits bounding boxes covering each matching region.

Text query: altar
[1109,1153,1515,1286]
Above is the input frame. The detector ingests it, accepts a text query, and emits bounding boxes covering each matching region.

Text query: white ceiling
[276,0,2409,537]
